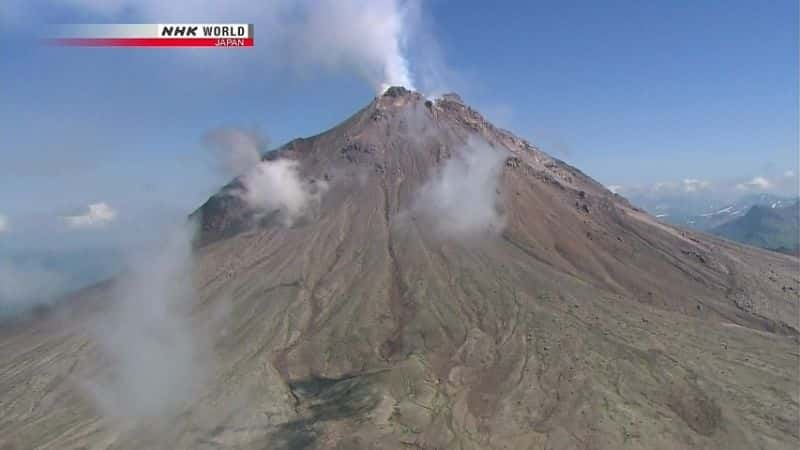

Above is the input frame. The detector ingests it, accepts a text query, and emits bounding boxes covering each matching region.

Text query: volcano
[2,87,798,449]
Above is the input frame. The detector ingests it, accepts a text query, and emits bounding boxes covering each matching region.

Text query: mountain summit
[2,89,799,449]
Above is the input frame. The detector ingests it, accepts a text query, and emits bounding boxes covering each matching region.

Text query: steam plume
[204,128,267,176]
[10,0,420,93]
[414,136,506,235]
[294,0,415,92]
[87,223,203,418]
[204,128,326,226]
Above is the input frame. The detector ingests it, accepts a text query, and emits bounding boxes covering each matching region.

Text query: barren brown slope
[1,87,798,449]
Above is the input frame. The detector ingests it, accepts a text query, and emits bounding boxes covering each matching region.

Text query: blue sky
[431,1,798,184]
[0,0,798,293]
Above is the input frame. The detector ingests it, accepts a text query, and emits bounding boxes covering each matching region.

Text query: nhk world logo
[49,24,254,47]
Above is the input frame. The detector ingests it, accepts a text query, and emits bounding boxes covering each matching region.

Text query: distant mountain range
[630,192,795,230]
[627,192,799,254]
[712,200,799,255]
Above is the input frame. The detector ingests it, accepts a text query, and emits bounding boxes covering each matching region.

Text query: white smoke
[414,136,506,235]
[6,0,419,93]
[240,159,323,225]
[86,223,204,418]
[204,128,267,176]
[294,0,415,91]
[204,128,326,226]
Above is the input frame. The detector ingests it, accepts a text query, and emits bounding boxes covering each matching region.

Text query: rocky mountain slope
[1,87,798,449]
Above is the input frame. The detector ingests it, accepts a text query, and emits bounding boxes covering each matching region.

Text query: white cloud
[63,202,117,228]
[612,171,797,203]
[736,176,773,191]
[637,178,711,195]
[682,178,711,192]
[606,185,623,194]
[0,215,8,233]
[650,179,711,193]
[652,181,679,192]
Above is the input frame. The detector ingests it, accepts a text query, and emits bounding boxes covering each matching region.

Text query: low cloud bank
[204,128,327,226]
[0,258,70,315]
[682,178,712,192]
[414,136,506,236]
[63,203,117,229]
[736,176,773,191]
[612,170,798,199]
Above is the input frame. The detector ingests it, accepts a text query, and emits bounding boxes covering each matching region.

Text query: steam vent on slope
[2,87,799,449]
